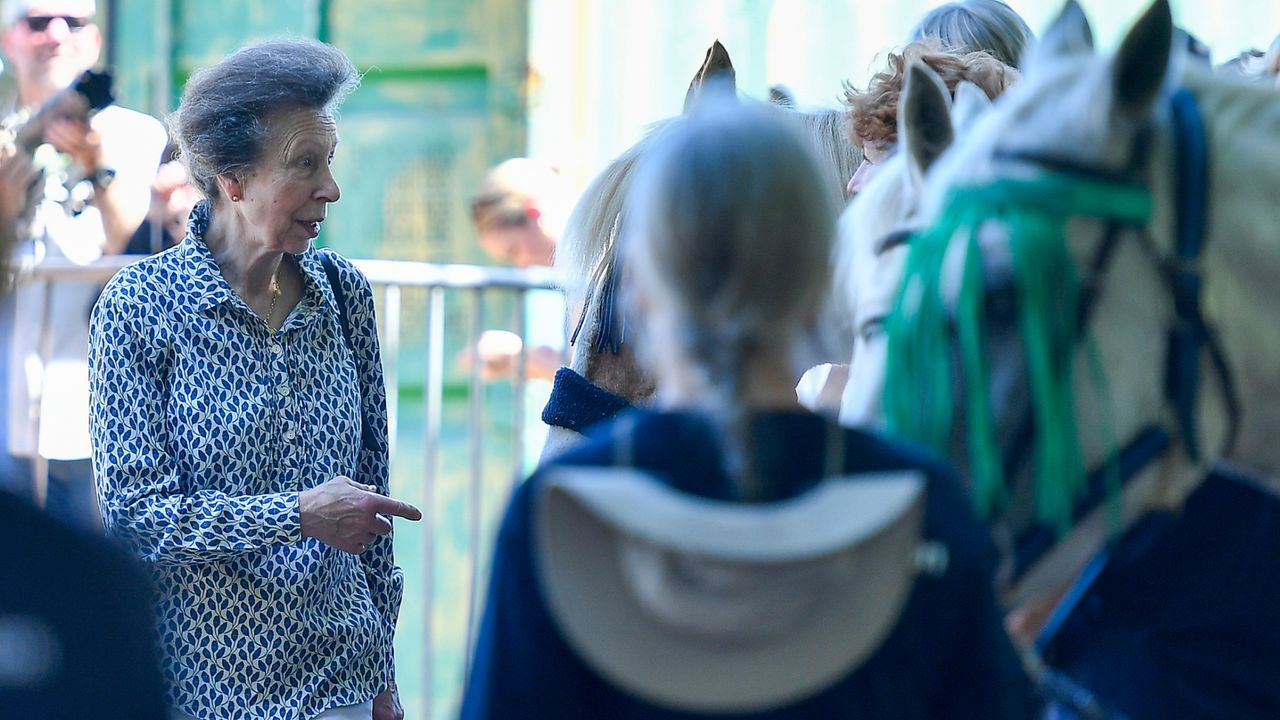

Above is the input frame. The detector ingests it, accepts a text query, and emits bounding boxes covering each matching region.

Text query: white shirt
[7,103,166,460]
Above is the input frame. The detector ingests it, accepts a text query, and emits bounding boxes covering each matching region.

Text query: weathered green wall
[109,0,528,264]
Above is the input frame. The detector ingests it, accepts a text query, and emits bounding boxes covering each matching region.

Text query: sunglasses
[22,15,91,32]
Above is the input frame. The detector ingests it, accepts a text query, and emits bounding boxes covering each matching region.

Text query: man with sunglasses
[0,0,165,529]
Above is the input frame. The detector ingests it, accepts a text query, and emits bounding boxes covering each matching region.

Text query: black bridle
[994,88,1242,579]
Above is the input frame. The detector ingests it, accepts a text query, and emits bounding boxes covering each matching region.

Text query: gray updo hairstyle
[910,0,1034,69]
[169,38,359,199]
[623,91,836,498]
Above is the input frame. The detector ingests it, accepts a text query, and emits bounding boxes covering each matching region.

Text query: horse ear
[951,81,992,135]
[684,40,737,113]
[768,84,796,108]
[1028,0,1094,68]
[1110,0,1174,121]
[900,60,954,189]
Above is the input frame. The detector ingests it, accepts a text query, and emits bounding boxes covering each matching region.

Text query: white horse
[874,1,1280,691]
[840,0,1280,623]
[835,71,995,428]
[924,0,1276,574]
[542,41,861,461]
[931,0,1280,462]
[828,63,1093,616]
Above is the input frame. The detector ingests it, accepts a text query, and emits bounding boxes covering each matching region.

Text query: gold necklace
[264,267,282,332]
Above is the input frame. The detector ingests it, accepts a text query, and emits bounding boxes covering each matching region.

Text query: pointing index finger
[368,494,422,522]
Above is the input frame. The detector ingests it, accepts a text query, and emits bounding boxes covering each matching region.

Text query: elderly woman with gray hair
[88,38,419,720]
[910,0,1033,68]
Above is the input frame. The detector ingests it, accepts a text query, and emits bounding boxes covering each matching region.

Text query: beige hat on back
[534,466,927,714]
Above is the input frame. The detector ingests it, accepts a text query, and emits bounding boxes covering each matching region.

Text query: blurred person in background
[0,0,165,529]
[843,41,1019,196]
[125,154,200,255]
[0,122,165,720]
[469,157,569,469]
[800,43,1009,414]
[469,157,567,383]
[90,38,419,720]
[839,0,1030,200]
[909,0,1034,68]
[472,158,563,272]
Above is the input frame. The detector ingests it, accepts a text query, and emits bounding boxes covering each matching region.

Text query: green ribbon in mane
[883,175,1150,532]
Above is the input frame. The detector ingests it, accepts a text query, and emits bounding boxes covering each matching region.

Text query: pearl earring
[231,195,240,202]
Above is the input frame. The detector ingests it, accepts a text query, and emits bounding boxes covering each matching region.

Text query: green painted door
[110,0,527,263]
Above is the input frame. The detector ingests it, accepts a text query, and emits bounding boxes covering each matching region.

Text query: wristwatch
[90,166,117,189]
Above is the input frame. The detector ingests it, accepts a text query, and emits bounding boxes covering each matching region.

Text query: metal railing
[26,254,562,719]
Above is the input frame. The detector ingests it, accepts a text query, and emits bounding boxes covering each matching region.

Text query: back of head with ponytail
[623,91,837,500]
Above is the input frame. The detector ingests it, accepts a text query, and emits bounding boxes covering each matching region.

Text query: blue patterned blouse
[89,202,401,720]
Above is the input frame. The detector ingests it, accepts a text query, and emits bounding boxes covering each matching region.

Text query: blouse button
[277,384,291,397]
[270,343,283,355]
[284,429,297,441]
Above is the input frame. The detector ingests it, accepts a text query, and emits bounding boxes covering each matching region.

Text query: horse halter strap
[978,164,1155,534]
[1164,89,1240,462]
[996,90,1240,462]
[1003,91,1236,543]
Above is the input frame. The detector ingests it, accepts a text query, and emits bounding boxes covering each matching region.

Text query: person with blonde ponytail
[462,91,1034,719]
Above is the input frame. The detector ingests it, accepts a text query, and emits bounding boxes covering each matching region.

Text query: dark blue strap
[320,252,378,452]
[1037,668,1133,719]
[1171,89,1208,264]
[594,256,627,354]
[1165,89,1208,461]
[1035,549,1113,658]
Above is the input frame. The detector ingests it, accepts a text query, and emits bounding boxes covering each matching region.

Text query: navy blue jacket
[462,409,1035,719]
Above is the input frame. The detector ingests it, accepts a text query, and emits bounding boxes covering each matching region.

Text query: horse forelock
[557,121,674,310]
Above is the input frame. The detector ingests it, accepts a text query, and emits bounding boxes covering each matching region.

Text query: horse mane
[788,107,861,211]
[555,119,675,312]
[1183,64,1280,152]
